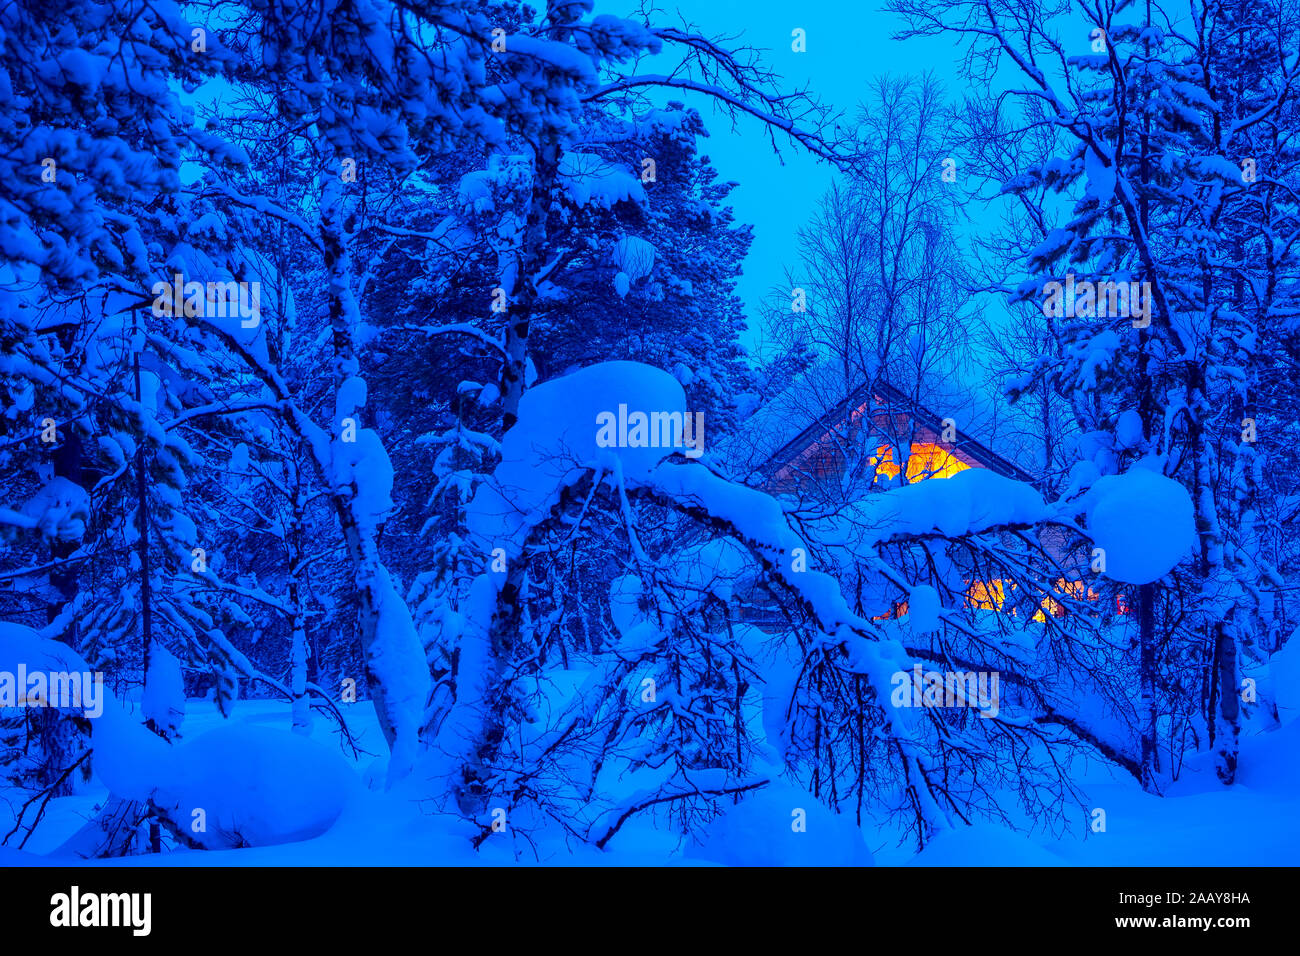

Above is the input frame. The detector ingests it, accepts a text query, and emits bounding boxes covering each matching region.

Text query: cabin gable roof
[759,379,1038,489]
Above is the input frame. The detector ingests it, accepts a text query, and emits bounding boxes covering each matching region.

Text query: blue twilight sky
[627,1,972,350]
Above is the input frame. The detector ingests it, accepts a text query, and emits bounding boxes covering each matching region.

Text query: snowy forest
[1,0,1298,867]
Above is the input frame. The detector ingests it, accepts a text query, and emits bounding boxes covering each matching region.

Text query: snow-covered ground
[6,692,1296,866]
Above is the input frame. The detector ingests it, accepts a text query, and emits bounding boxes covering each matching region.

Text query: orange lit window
[965,579,1006,611]
[1034,578,1088,620]
[872,443,971,483]
[962,577,1128,621]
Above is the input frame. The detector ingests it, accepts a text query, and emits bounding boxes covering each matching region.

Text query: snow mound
[690,783,873,866]
[0,622,356,851]
[1083,469,1194,584]
[1244,636,1300,728]
[908,823,1065,866]
[0,621,87,675]
[151,724,358,849]
[468,362,690,547]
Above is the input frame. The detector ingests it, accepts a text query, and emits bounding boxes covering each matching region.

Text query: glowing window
[872,443,971,483]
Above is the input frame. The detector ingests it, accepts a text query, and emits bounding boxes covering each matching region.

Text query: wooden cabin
[748,379,1122,621]
[758,379,1036,496]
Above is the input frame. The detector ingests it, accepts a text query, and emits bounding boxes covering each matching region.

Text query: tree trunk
[1138,581,1160,793]
[288,453,311,736]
